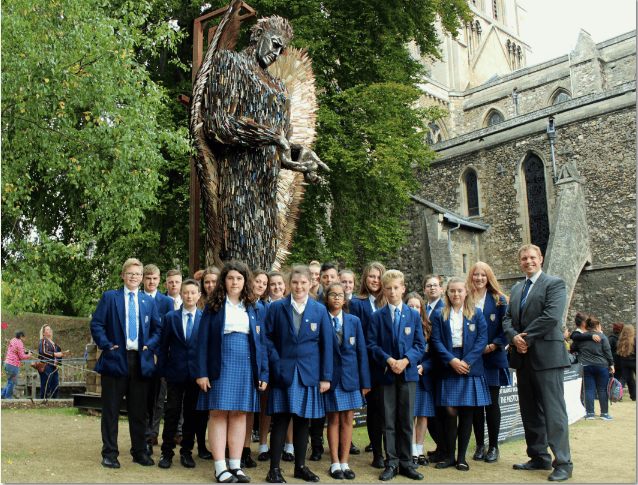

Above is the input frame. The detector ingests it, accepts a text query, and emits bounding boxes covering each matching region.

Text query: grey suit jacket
[502,272,570,371]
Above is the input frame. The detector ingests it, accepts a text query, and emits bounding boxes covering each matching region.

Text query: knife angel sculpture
[190,0,327,271]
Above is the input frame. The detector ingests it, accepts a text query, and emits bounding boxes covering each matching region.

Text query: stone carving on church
[189,0,328,270]
[557,159,586,184]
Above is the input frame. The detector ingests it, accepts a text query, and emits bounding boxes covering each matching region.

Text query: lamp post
[547,116,557,183]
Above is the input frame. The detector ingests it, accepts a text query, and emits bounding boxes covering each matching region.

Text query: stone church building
[391,1,636,330]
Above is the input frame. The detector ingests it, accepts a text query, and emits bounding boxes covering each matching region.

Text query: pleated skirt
[197,332,260,412]
[267,366,325,419]
[414,380,435,417]
[436,347,491,407]
[324,380,365,412]
[484,367,512,387]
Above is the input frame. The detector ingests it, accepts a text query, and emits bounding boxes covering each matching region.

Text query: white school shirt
[123,286,140,350]
[291,296,309,314]
[450,308,464,348]
[387,302,403,323]
[426,298,441,317]
[224,297,250,334]
[523,270,542,298]
[182,308,197,338]
[368,295,378,313]
[144,289,158,299]
[171,294,183,309]
[476,292,487,311]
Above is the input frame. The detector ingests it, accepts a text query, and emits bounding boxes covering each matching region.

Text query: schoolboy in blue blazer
[156,279,209,468]
[367,270,425,481]
[90,258,161,469]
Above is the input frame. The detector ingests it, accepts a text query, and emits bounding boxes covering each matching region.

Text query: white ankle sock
[417,444,424,455]
[214,460,227,476]
[284,443,294,454]
[331,462,341,473]
[229,459,241,470]
[412,444,418,456]
[340,463,350,471]
[259,444,269,453]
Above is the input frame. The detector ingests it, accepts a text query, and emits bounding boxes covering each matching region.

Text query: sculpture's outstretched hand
[277,135,330,183]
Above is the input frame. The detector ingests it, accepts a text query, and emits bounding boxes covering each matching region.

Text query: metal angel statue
[190,0,328,270]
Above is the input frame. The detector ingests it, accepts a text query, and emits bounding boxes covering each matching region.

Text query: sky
[519,0,637,65]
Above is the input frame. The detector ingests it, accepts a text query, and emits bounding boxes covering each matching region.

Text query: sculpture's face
[256,31,284,68]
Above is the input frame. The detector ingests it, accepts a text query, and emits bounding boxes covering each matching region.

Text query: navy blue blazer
[430,308,488,377]
[417,336,436,391]
[90,288,161,378]
[479,293,510,370]
[157,308,202,382]
[329,312,371,392]
[196,301,268,386]
[349,297,377,337]
[367,304,426,385]
[426,298,445,317]
[265,296,333,388]
[149,292,174,326]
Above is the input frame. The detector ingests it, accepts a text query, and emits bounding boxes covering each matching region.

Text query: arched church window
[486,110,505,126]
[552,91,571,105]
[475,20,482,42]
[425,122,443,145]
[523,155,550,257]
[493,0,499,20]
[517,45,522,68]
[465,170,480,216]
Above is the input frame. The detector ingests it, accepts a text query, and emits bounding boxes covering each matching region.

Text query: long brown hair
[206,261,256,313]
[617,325,636,357]
[441,277,476,321]
[356,261,387,308]
[252,268,270,302]
[466,261,508,305]
[405,292,431,340]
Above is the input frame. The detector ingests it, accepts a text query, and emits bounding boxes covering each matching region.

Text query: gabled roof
[410,195,489,231]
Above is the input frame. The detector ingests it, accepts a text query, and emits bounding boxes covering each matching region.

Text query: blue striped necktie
[128,292,137,341]
[393,307,401,342]
[520,279,532,312]
[185,312,193,341]
[333,316,341,332]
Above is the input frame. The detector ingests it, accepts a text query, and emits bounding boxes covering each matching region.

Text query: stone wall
[604,54,637,89]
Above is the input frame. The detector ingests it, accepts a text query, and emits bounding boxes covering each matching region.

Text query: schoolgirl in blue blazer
[323,282,371,480]
[430,276,490,472]
[263,265,333,483]
[196,261,268,483]
[347,261,387,466]
[466,262,510,464]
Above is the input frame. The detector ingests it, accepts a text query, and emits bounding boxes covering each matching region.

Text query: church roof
[409,194,489,231]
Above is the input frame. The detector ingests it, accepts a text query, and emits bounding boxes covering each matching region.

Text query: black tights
[473,386,501,448]
[269,413,309,471]
[442,406,473,465]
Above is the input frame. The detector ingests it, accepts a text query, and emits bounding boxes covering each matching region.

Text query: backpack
[608,376,623,404]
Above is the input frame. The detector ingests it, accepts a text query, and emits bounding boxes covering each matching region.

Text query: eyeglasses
[124,272,142,277]
[328,293,345,299]
[425,284,439,289]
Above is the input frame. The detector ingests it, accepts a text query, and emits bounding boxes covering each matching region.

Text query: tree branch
[13,116,84,144]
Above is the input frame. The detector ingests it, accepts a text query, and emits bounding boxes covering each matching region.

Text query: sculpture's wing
[190,0,244,268]
[268,47,318,271]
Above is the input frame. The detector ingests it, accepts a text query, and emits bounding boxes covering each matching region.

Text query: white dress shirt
[144,289,158,299]
[224,296,250,334]
[524,270,542,296]
[171,294,183,310]
[182,308,196,339]
[475,292,487,311]
[124,286,140,350]
[388,302,403,323]
[368,295,378,313]
[291,296,309,314]
[426,298,441,317]
[450,308,464,348]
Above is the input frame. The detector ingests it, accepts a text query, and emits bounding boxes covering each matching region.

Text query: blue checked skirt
[267,366,325,419]
[324,380,365,413]
[414,380,435,417]
[436,347,491,407]
[197,332,259,412]
[484,367,512,387]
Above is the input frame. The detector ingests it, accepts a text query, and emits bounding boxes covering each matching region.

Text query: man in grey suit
[502,244,573,482]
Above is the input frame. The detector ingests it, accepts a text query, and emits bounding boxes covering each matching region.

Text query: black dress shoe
[266,468,286,483]
[473,445,485,461]
[484,446,499,463]
[309,447,322,461]
[158,455,172,469]
[365,443,373,452]
[371,455,385,468]
[258,450,271,461]
[343,468,356,480]
[132,453,155,466]
[350,442,361,455]
[101,457,121,469]
[199,449,214,460]
[216,471,238,483]
[513,461,552,471]
[181,454,196,468]
[399,466,423,480]
[379,466,398,481]
[329,468,345,479]
[147,444,154,456]
[548,469,572,482]
[429,451,446,463]
[241,447,257,468]
[281,451,294,462]
[230,468,251,483]
[294,465,319,482]
[417,454,428,466]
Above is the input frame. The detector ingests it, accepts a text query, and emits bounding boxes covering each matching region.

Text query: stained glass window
[487,111,504,126]
[426,122,442,145]
[524,156,550,257]
[465,170,479,216]
[552,92,571,105]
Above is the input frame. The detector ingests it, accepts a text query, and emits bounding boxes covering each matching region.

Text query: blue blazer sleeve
[354,317,371,389]
[367,309,392,368]
[258,302,269,384]
[196,307,212,380]
[462,311,488,369]
[430,310,456,366]
[91,292,114,351]
[319,305,333,382]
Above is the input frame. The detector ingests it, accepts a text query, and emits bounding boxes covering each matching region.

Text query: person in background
[423,275,445,318]
[339,270,356,300]
[608,322,625,388]
[569,316,614,420]
[38,325,66,399]
[198,267,222,312]
[617,324,636,402]
[308,261,321,300]
[466,262,510,464]
[2,330,31,399]
[165,269,184,311]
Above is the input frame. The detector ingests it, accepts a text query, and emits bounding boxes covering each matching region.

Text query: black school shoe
[158,455,172,469]
[379,466,398,481]
[265,468,286,483]
[294,465,320,482]
[258,450,271,461]
[473,445,486,461]
[281,451,295,462]
[350,442,361,455]
[181,454,196,468]
[343,468,356,480]
[329,468,345,479]
[241,447,257,468]
[399,466,424,480]
[229,468,251,483]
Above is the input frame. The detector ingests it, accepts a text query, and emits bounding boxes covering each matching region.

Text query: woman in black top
[570,317,614,419]
[607,322,625,386]
[617,325,636,401]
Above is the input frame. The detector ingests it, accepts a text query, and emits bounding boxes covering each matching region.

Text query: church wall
[604,54,637,89]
